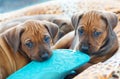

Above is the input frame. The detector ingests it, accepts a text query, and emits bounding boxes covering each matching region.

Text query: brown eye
[25,40,33,48]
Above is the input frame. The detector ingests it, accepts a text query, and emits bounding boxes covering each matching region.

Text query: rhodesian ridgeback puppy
[0,20,58,79]
[0,15,73,43]
[52,10,119,76]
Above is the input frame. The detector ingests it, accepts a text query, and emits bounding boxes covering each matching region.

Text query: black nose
[81,45,89,53]
[41,53,49,60]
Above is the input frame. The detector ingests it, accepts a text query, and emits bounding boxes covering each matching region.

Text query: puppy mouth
[83,51,96,56]
[31,57,49,62]
[81,50,89,55]
[80,48,99,56]
[31,53,52,62]
[79,43,105,56]
[40,53,51,61]
[86,47,105,56]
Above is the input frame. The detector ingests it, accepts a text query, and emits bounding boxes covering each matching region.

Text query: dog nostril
[41,53,49,60]
[81,45,89,52]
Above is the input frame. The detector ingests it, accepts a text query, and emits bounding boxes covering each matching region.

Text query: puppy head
[3,20,58,61]
[71,10,118,55]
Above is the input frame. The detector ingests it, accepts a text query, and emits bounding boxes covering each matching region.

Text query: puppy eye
[94,31,102,37]
[78,28,84,35]
[44,35,50,44]
[25,40,33,48]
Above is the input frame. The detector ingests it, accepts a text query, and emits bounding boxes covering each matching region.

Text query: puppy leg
[76,63,93,73]
[64,63,93,79]
[0,67,8,79]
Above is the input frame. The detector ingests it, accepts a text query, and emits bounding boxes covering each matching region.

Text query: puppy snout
[81,45,89,53]
[81,45,89,51]
[41,53,50,61]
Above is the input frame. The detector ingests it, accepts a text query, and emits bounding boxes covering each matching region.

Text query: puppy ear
[52,18,70,28]
[71,12,83,30]
[102,12,118,29]
[52,19,65,28]
[52,18,73,34]
[42,21,59,39]
[2,25,24,53]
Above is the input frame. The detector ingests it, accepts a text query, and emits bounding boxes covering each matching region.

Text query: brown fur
[53,10,119,73]
[0,0,120,78]
[0,20,58,79]
[0,15,73,43]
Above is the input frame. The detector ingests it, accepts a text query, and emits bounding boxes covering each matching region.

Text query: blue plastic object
[7,49,90,79]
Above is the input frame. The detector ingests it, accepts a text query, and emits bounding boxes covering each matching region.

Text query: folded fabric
[7,49,90,79]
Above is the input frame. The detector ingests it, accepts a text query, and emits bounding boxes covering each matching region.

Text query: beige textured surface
[74,48,120,79]
[0,0,120,22]
[0,0,120,78]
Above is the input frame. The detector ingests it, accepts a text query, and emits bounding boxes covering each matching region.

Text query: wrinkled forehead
[22,21,50,41]
[24,21,49,33]
[79,11,107,29]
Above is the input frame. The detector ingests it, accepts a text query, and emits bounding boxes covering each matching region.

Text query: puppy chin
[88,50,101,56]
[30,57,45,62]
[80,49,99,56]
[86,47,100,55]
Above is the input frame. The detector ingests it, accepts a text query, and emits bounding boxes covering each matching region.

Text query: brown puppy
[0,20,58,79]
[0,15,73,43]
[53,10,119,73]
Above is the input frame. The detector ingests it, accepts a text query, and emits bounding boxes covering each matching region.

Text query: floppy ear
[96,12,119,56]
[52,18,71,28]
[52,19,66,28]
[71,12,83,30]
[102,12,118,29]
[2,25,24,53]
[42,21,59,39]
